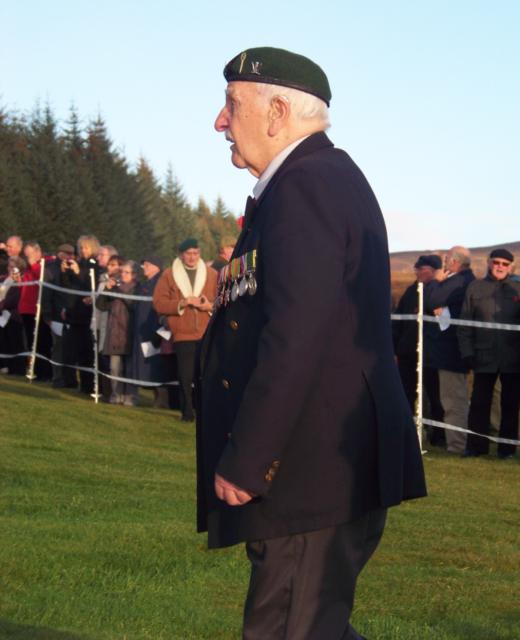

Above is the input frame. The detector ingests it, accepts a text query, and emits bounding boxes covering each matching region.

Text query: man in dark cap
[153,239,217,421]
[458,248,520,459]
[198,47,427,639]
[393,255,445,441]
[41,243,76,387]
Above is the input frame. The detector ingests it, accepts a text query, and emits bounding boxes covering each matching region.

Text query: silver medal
[231,280,239,302]
[238,276,249,296]
[247,274,257,296]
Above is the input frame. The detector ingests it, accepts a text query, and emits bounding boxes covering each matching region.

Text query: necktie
[244,195,256,227]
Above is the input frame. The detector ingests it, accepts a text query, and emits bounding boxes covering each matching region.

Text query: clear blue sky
[1,1,518,252]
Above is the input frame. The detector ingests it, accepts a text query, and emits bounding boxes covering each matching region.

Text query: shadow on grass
[443,618,514,640]
[0,376,82,403]
[0,619,92,640]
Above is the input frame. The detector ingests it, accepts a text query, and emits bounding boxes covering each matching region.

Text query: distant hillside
[390,241,520,306]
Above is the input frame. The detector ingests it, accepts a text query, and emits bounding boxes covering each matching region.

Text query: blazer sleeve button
[229,320,239,331]
[222,379,230,390]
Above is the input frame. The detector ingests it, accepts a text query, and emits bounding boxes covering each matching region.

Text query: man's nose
[214,107,229,132]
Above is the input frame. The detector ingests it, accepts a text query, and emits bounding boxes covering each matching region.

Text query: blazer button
[229,320,239,331]
[222,379,230,390]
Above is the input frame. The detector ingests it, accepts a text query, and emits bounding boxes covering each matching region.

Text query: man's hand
[214,473,255,506]
[434,268,448,282]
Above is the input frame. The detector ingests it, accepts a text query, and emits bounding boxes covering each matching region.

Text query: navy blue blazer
[197,132,426,548]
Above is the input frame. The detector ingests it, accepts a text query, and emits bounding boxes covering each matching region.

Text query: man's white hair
[256,83,330,128]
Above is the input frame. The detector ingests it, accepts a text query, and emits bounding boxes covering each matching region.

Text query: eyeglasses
[491,260,511,267]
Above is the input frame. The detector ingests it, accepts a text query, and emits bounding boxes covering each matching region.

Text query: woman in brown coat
[96,260,138,405]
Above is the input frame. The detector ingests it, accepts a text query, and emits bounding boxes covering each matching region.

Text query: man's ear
[267,95,290,136]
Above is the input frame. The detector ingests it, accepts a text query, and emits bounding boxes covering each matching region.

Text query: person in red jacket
[19,241,52,381]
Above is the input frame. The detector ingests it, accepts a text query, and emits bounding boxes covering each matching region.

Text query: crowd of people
[0,233,237,420]
[1,234,519,456]
[393,245,520,459]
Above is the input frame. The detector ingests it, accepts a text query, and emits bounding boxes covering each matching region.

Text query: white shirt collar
[252,135,309,200]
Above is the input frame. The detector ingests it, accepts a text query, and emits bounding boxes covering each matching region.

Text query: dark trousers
[243,509,387,640]
[398,360,445,444]
[62,324,94,393]
[467,372,520,456]
[175,340,198,420]
[21,314,53,380]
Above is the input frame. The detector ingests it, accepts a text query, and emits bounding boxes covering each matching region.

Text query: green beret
[223,47,331,106]
[178,238,199,253]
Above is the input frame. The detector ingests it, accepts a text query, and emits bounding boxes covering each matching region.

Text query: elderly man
[424,246,475,453]
[459,248,520,459]
[393,255,445,436]
[210,235,237,272]
[153,239,217,422]
[42,243,76,387]
[197,47,426,639]
[5,236,23,258]
[97,245,118,272]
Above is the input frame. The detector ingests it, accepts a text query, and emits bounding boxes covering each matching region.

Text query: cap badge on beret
[224,46,332,106]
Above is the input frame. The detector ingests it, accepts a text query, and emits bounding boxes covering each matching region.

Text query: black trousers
[467,372,520,456]
[243,509,387,640]
[21,314,53,381]
[62,324,94,393]
[175,340,198,420]
[398,360,445,444]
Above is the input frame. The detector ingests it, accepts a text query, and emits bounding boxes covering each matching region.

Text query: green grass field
[1,375,519,640]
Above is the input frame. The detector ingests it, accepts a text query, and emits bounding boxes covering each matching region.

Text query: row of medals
[216,255,258,309]
[216,271,258,308]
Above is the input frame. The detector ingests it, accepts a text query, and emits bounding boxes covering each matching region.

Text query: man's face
[6,237,22,257]
[489,257,512,281]
[107,260,120,277]
[180,248,200,269]
[97,248,112,268]
[220,246,234,262]
[24,245,42,264]
[415,266,435,283]
[142,261,160,280]
[214,82,270,177]
[444,251,459,274]
[57,250,75,262]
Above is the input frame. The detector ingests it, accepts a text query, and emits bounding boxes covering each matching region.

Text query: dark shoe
[181,415,195,423]
[497,453,515,460]
[462,450,482,458]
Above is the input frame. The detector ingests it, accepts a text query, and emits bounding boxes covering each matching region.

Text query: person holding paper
[0,257,27,375]
[153,239,217,422]
[129,255,169,408]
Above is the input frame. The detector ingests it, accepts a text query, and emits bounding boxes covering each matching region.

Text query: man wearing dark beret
[393,254,445,443]
[153,238,217,421]
[458,247,520,459]
[197,46,427,639]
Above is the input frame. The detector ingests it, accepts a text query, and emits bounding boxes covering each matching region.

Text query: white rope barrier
[0,349,179,386]
[391,313,520,332]
[423,418,520,446]
[2,276,519,443]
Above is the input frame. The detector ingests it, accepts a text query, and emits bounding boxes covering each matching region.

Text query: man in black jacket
[424,246,475,453]
[393,254,446,445]
[458,248,520,459]
[198,47,427,639]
